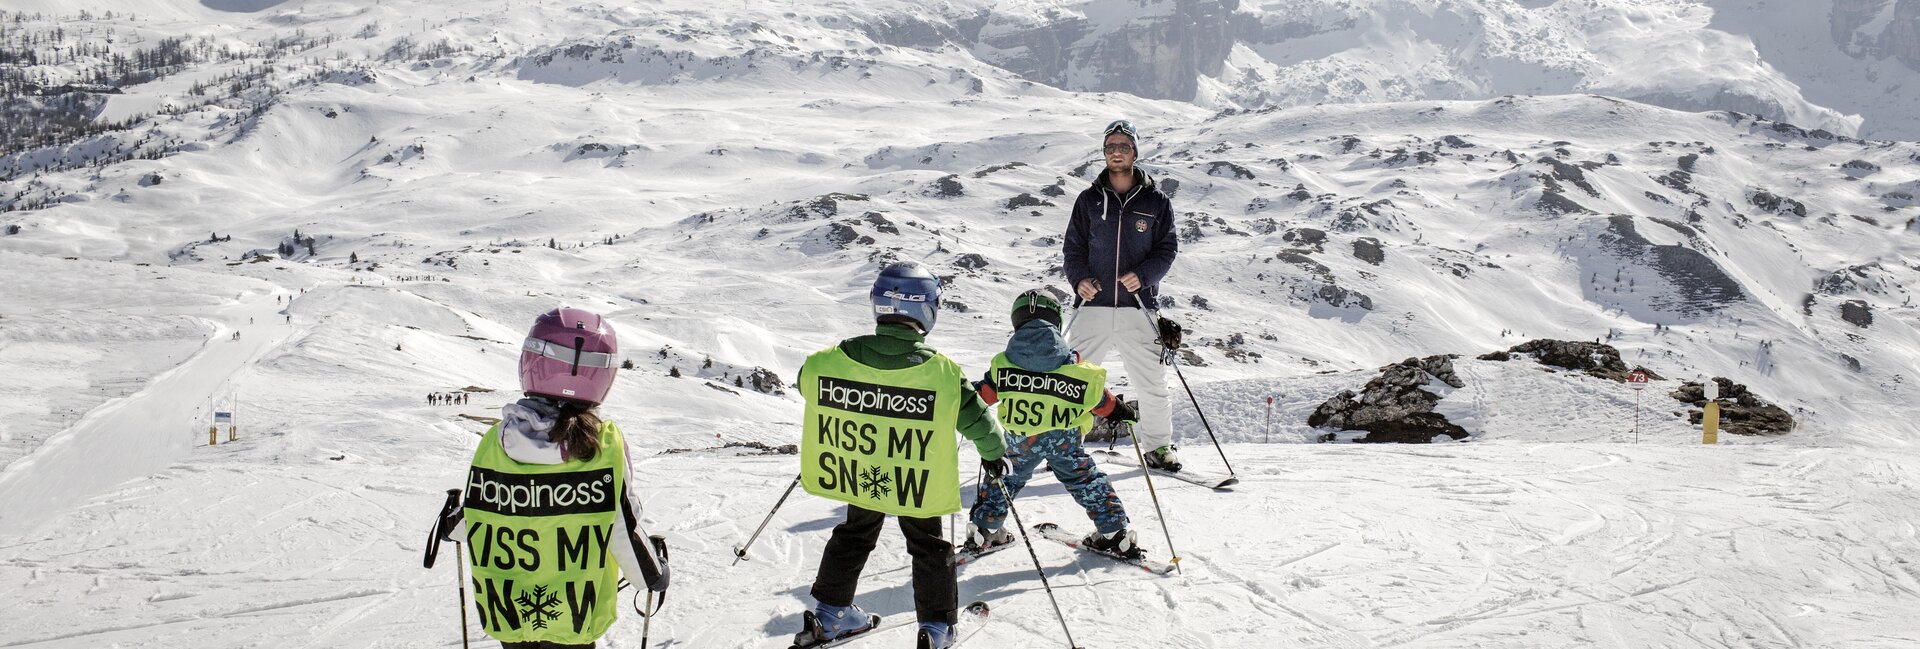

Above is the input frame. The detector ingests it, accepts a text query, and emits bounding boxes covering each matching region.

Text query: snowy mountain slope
[849,0,1870,135]
[1,0,1918,647]
[1704,0,1920,141]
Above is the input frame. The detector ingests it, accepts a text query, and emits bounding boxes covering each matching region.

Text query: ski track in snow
[6,416,1919,647]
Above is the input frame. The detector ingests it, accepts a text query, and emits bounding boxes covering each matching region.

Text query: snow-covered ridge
[828,0,1920,140]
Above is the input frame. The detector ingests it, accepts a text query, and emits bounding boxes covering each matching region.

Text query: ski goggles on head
[522,337,619,370]
[1102,119,1137,140]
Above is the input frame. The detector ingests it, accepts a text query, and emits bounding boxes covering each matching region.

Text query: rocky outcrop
[1282,227,1326,252]
[1482,339,1661,383]
[1308,355,1468,443]
[1351,237,1385,265]
[1595,215,1746,316]
[1841,300,1873,327]
[1670,378,1795,436]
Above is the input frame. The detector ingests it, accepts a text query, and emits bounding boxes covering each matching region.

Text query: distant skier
[964,289,1145,559]
[792,261,1008,649]
[450,307,669,647]
[1062,118,1183,471]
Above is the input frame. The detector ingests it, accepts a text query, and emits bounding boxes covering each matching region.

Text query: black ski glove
[1157,316,1183,351]
[647,535,670,593]
[982,454,1016,480]
[1108,395,1140,424]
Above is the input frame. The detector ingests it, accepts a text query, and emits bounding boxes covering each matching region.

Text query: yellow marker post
[229,425,238,442]
[209,426,218,446]
[1701,379,1720,445]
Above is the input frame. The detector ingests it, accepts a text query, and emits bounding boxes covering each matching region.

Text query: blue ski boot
[916,621,954,649]
[791,601,876,648]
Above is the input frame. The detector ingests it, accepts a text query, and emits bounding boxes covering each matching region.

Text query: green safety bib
[463,421,626,645]
[989,354,1106,437]
[799,346,964,517]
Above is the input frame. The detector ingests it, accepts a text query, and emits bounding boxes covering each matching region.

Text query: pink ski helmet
[519,307,619,405]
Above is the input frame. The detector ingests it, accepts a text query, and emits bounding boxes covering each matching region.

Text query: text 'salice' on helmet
[870,261,941,333]
[518,307,619,405]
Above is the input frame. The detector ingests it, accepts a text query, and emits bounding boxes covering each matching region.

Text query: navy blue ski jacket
[1062,168,1178,309]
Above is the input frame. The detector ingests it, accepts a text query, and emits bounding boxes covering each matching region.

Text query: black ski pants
[809,505,957,625]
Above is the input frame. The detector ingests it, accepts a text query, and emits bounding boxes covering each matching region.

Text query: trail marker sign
[1627,371,1648,391]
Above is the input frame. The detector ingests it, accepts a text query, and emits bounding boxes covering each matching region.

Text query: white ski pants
[1067,305,1173,451]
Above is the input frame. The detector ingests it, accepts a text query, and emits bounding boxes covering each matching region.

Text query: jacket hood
[1006,320,1074,372]
[499,397,567,465]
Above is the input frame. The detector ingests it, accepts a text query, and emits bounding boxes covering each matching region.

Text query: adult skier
[454,307,670,648]
[1062,119,1184,471]
[964,289,1145,559]
[794,261,1009,649]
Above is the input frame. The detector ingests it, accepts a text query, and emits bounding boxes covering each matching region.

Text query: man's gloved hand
[982,454,1016,480]
[1109,395,1140,424]
[1157,316,1183,351]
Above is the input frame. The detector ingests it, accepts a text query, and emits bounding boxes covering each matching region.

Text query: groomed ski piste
[4,1,1920,647]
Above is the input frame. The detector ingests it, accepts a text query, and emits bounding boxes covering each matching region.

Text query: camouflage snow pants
[971,429,1128,535]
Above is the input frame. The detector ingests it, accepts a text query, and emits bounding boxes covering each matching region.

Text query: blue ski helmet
[871,261,941,333]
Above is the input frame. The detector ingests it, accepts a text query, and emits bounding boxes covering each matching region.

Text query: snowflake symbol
[514,585,562,629]
[859,466,892,500]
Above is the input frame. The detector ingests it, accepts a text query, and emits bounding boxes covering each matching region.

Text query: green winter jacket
[810,323,1007,461]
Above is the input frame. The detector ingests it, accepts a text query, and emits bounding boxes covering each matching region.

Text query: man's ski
[1091,449,1238,489]
[1031,523,1177,575]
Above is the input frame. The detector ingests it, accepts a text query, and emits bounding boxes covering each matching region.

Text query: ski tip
[1215,477,1240,488]
[964,600,989,615]
[1032,522,1059,532]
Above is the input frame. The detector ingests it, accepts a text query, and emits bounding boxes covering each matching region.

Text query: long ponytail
[551,401,603,461]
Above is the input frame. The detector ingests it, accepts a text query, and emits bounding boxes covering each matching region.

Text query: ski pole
[424,489,472,648]
[734,475,800,566]
[1128,430,1183,574]
[640,591,655,647]
[455,542,471,649]
[1129,291,1237,479]
[996,478,1082,649]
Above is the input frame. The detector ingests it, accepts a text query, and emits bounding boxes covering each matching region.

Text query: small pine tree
[350,251,359,263]
[548,238,556,249]
[734,376,744,388]
[703,356,712,369]
[668,366,681,378]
